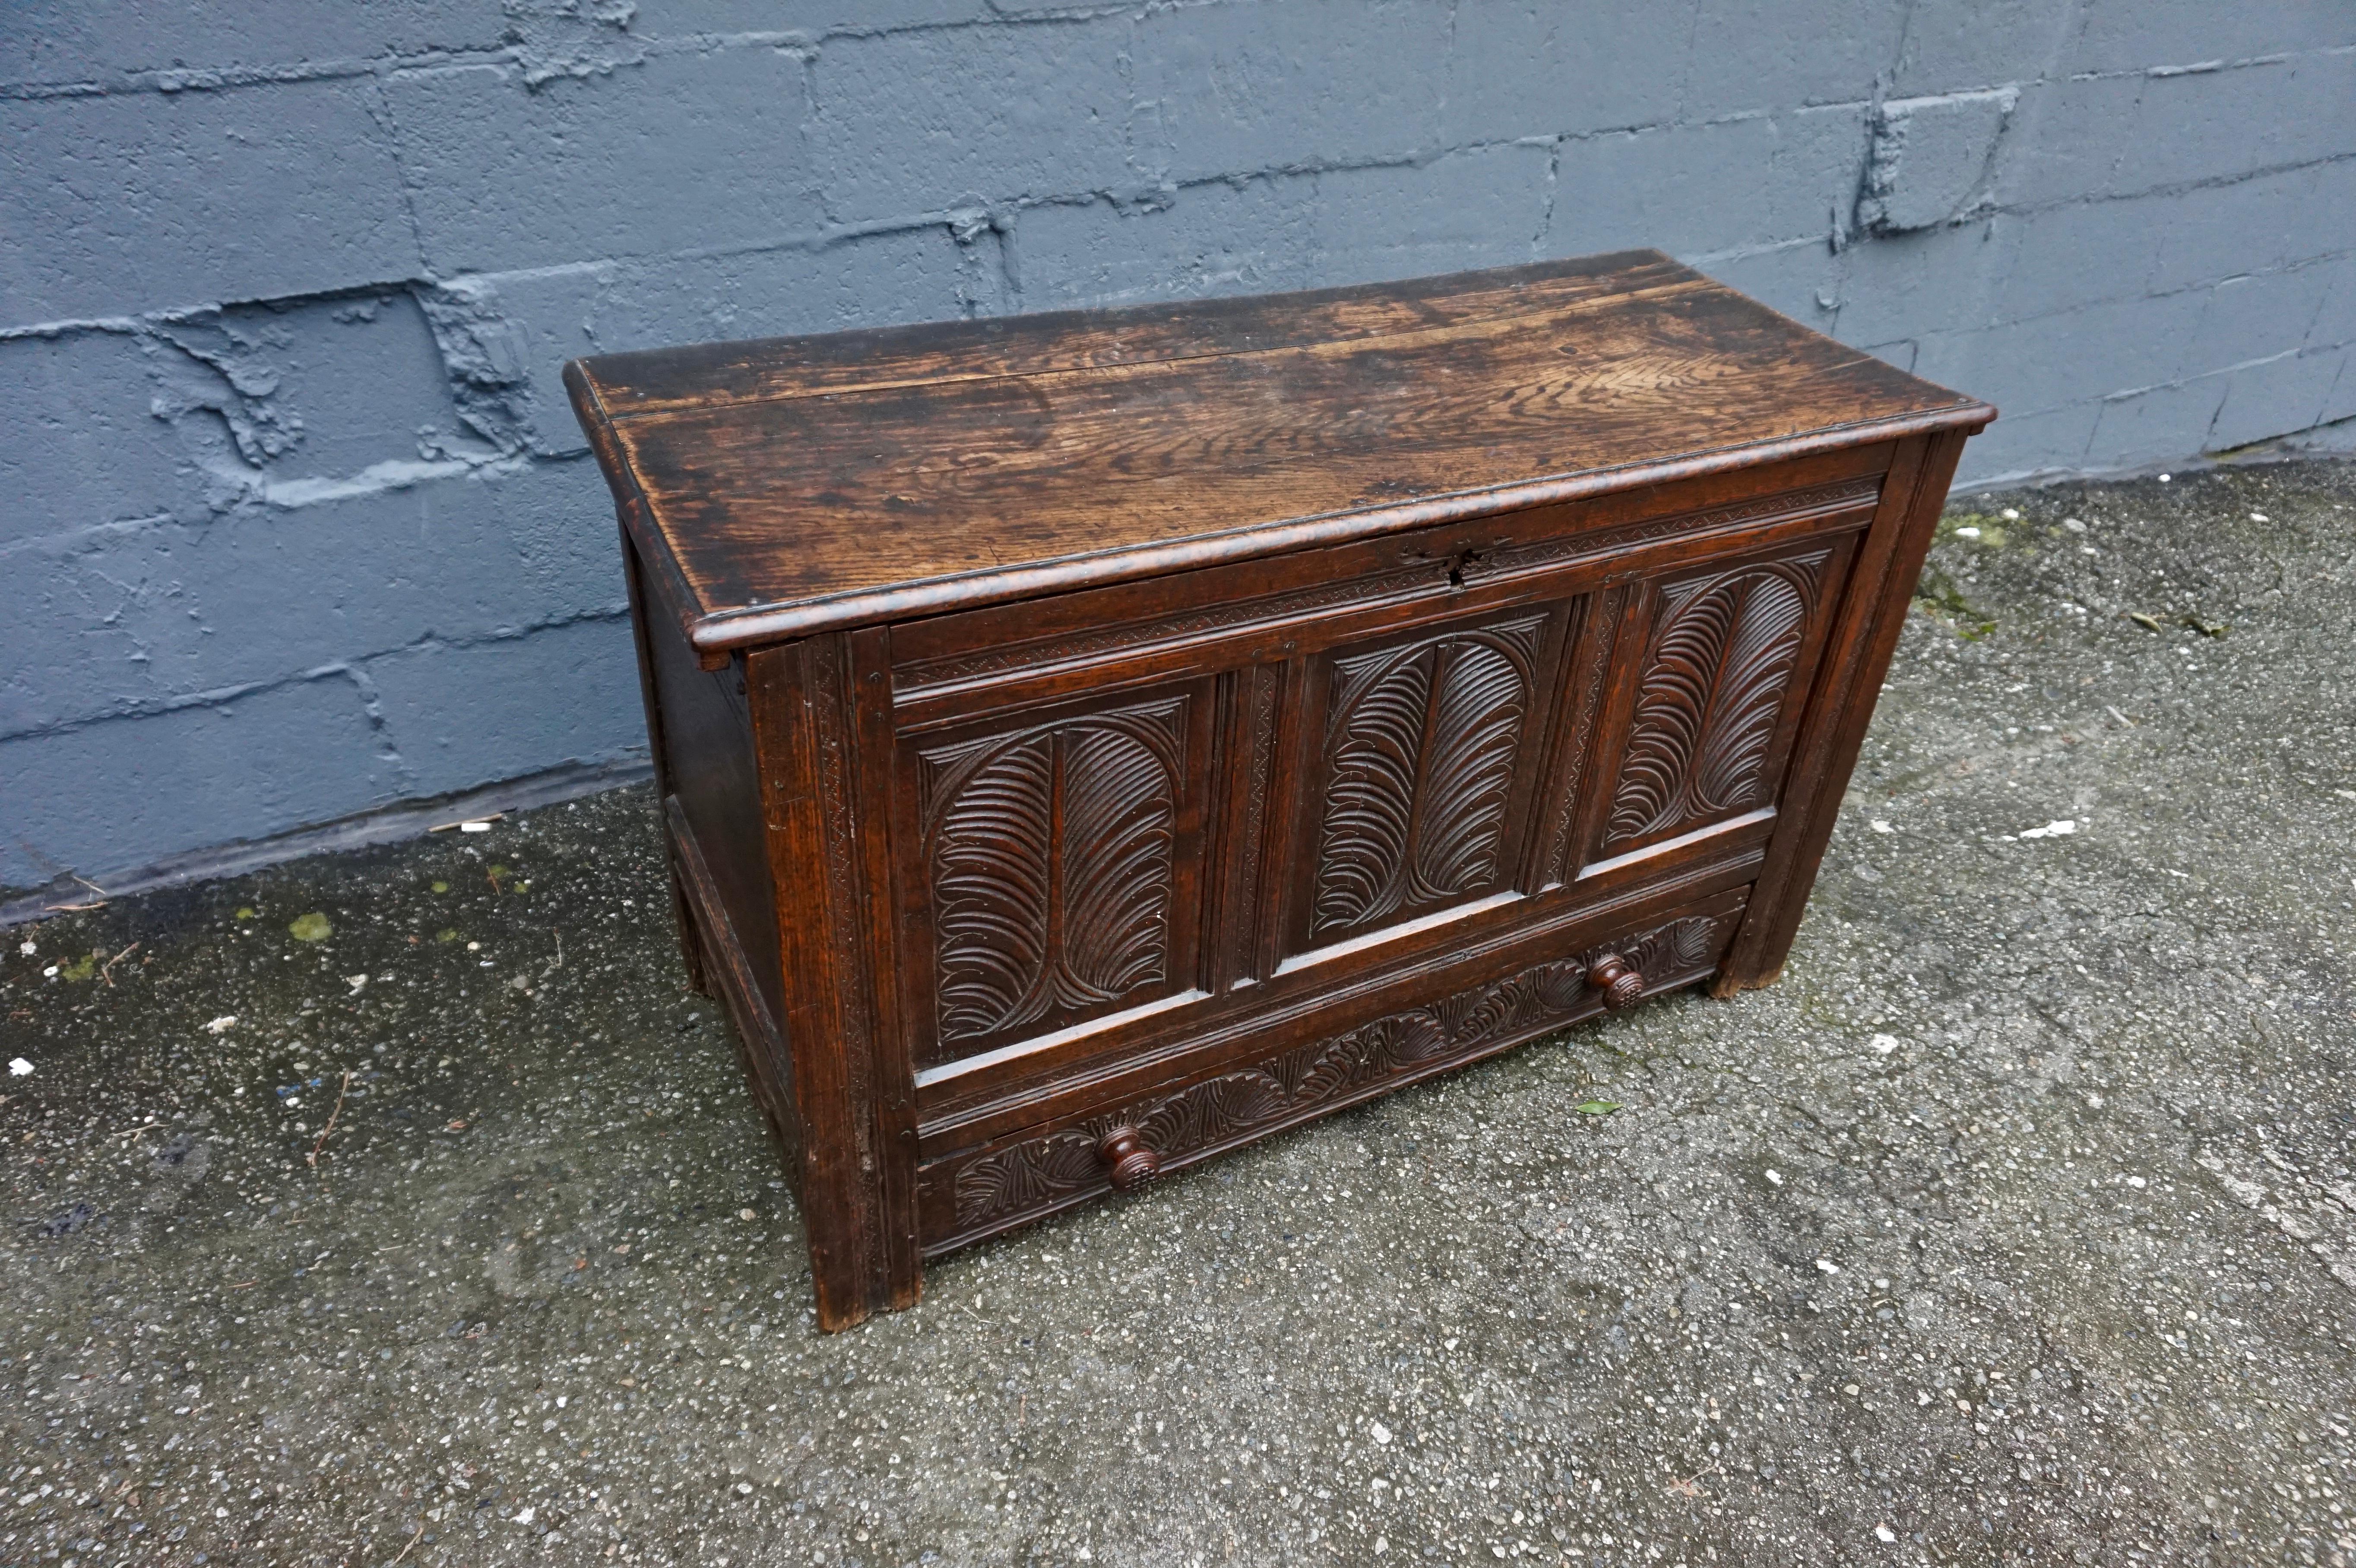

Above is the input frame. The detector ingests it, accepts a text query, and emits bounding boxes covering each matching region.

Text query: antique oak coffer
[567,252,1992,1329]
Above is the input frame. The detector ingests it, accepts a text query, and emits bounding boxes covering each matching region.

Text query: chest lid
[567,250,1992,661]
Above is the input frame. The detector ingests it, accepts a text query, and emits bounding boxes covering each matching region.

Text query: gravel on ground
[3,459,2353,1567]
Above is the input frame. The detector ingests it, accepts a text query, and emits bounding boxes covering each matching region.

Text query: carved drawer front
[920,884,1750,1253]
[894,679,1218,1077]
[1277,605,1568,963]
[1562,532,1859,884]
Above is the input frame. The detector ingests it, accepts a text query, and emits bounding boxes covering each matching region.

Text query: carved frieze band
[920,696,1190,1046]
[1487,475,1879,580]
[896,476,1881,692]
[1308,615,1547,940]
[898,563,1434,689]
[1602,551,1832,853]
[947,906,1740,1233]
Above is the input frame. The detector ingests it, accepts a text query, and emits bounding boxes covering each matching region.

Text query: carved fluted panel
[1603,553,1829,852]
[921,698,1188,1046]
[1308,616,1546,940]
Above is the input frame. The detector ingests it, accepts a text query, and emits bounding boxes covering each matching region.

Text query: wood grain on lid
[567,250,1992,652]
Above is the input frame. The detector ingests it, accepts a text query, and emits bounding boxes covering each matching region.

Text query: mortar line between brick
[0,607,633,749]
[10,26,2346,105]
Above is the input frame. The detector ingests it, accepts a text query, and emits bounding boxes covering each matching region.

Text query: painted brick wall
[4,1,2352,893]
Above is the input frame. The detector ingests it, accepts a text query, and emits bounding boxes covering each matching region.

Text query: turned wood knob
[1097,1125,1162,1189]
[1586,953,1647,1012]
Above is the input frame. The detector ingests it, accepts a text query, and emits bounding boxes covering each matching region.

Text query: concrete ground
[4,460,2354,1568]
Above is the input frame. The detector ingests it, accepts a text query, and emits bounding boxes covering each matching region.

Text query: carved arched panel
[1596,547,1838,860]
[1296,613,1550,948]
[916,693,1194,1062]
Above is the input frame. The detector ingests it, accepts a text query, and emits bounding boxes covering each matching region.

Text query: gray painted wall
[5,1,2353,895]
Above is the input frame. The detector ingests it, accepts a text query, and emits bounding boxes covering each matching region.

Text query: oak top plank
[567,251,1992,654]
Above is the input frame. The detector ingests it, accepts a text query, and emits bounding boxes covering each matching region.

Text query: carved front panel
[1292,613,1552,951]
[913,691,1202,1066]
[1586,543,1846,868]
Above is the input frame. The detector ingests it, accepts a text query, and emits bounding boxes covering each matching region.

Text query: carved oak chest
[567,251,1992,1329]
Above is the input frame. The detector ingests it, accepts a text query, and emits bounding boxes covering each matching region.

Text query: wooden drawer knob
[1586,953,1647,1012]
[1097,1125,1162,1189]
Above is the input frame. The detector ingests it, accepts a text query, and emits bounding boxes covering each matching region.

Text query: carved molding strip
[947,907,1738,1233]
[899,563,1434,689]
[1488,475,1879,580]
[1603,552,1830,852]
[921,697,1189,1046]
[897,477,1881,692]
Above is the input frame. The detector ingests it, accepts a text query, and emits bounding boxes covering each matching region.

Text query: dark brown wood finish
[566,252,1986,659]
[573,255,1991,1328]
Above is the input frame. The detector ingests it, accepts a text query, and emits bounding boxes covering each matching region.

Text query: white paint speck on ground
[1816,1258,1840,1274]
[204,1015,237,1034]
[2017,819,2076,839]
[1876,1524,1898,1543]
[1765,1170,1783,1186]
[1869,1034,1900,1055]
[1869,819,1894,834]
[7,1058,31,1077]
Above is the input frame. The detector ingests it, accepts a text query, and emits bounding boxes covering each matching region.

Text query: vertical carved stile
[1229,665,1284,986]
[746,634,919,1329]
[1539,587,1618,888]
[1603,553,1830,853]
[806,635,888,1298]
[810,640,871,1049]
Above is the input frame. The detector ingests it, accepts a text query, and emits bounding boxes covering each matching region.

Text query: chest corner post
[746,632,923,1329]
